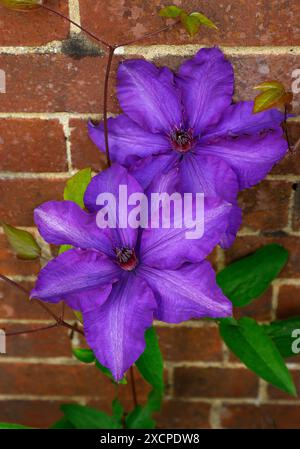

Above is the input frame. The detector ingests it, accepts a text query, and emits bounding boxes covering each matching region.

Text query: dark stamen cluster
[115,247,138,271]
[170,128,194,153]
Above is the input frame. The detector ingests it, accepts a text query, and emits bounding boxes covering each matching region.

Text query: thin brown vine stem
[5,323,58,337]
[0,273,84,336]
[129,366,138,408]
[39,4,112,49]
[115,20,181,47]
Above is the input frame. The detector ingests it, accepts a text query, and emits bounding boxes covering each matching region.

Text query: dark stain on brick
[262,230,288,238]
[61,33,104,59]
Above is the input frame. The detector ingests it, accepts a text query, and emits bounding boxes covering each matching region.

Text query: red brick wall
[0,0,300,429]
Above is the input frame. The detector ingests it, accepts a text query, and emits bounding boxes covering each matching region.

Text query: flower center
[170,128,194,153]
[115,247,138,271]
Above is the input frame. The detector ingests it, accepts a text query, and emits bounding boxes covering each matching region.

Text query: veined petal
[88,115,170,165]
[83,273,156,381]
[117,59,182,133]
[176,47,234,135]
[129,153,178,191]
[200,129,288,189]
[203,101,285,140]
[179,152,239,203]
[34,200,111,255]
[84,164,142,249]
[31,249,120,303]
[139,262,232,323]
[140,197,231,270]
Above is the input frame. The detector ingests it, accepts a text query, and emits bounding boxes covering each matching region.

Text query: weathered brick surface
[0,0,69,46]
[174,367,259,398]
[1,0,300,430]
[0,118,67,172]
[79,0,300,46]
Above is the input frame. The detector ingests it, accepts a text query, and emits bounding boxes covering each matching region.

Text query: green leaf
[220,317,297,396]
[95,360,127,385]
[254,80,285,92]
[159,5,183,18]
[50,417,75,429]
[2,223,41,260]
[58,244,73,255]
[0,422,33,429]
[217,244,288,307]
[112,399,124,429]
[0,0,41,10]
[190,12,218,30]
[263,317,300,358]
[63,168,92,209]
[73,348,95,364]
[126,390,161,429]
[61,404,117,429]
[136,327,164,393]
[180,12,200,36]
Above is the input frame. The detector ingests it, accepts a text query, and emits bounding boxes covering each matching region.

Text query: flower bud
[0,0,42,11]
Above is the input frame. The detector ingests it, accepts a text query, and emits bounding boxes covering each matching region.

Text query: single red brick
[0,400,64,428]
[0,54,120,114]
[79,0,300,46]
[277,284,300,319]
[0,179,65,226]
[0,119,67,172]
[0,0,69,46]
[70,118,107,171]
[173,367,259,398]
[157,325,223,362]
[0,363,116,396]
[239,181,291,233]
[225,235,300,279]
[156,400,211,429]
[2,323,73,358]
[221,403,300,429]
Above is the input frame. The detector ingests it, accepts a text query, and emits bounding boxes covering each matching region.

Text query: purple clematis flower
[88,47,288,248]
[31,164,232,381]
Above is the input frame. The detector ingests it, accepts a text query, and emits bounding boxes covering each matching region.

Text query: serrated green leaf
[63,168,92,209]
[50,417,75,429]
[263,317,300,358]
[159,5,183,18]
[61,404,117,429]
[136,327,164,393]
[0,422,33,429]
[180,12,200,37]
[126,390,161,429]
[2,223,41,260]
[190,12,218,30]
[73,348,95,364]
[217,244,288,307]
[220,317,296,396]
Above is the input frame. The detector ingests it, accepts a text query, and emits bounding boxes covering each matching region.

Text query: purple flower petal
[88,115,171,165]
[203,101,285,139]
[179,152,239,203]
[176,47,234,135]
[199,129,288,189]
[83,273,156,381]
[219,204,242,249]
[139,261,232,323]
[34,200,111,255]
[140,198,231,270]
[117,59,182,133]
[31,249,120,303]
[129,153,178,191]
[84,164,142,249]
